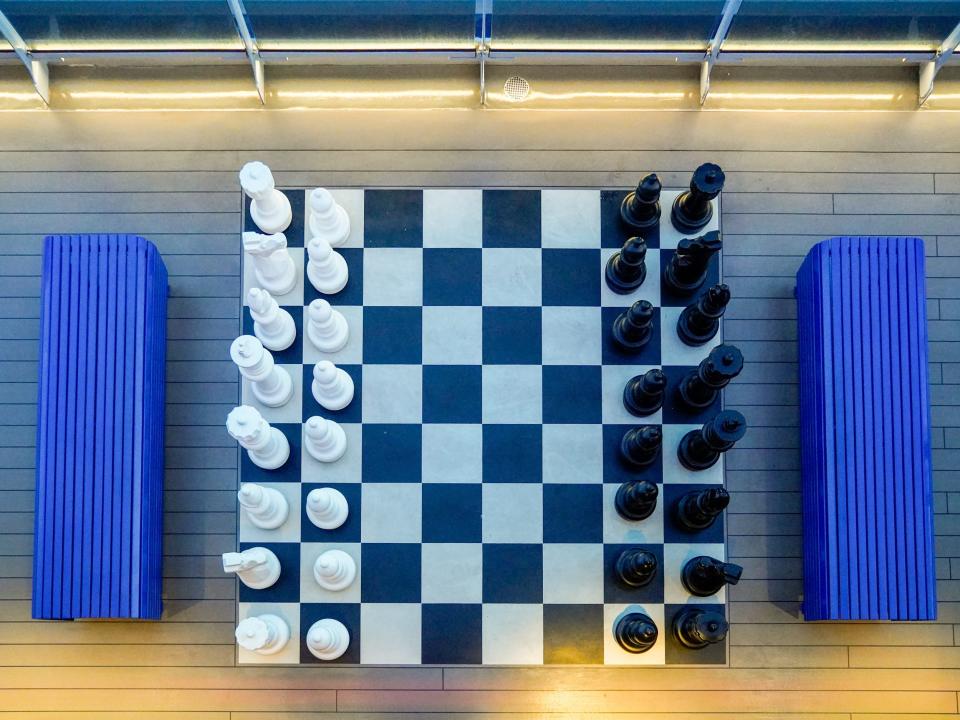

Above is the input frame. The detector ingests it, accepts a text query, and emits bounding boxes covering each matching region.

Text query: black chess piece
[677,410,746,471]
[615,548,658,587]
[614,612,659,654]
[677,284,730,347]
[620,173,662,231]
[671,163,725,234]
[620,425,662,468]
[623,368,667,417]
[615,479,658,521]
[605,236,647,294]
[663,231,722,295]
[674,487,730,531]
[612,300,654,353]
[680,555,743,597]
[678,344,744,410]
[672,607,729,649]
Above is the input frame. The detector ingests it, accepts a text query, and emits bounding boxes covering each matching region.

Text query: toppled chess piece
[243,231,297,296]
[620,173,662,231]
[677,410,746,471]
[305,487,349,530]
[623,368,667,417]
[678,344,743,410]
[222,546,281,589]
[612,300,654,353]
[605,236,647,294]
[306,236,349,295]
[677,283,730,347]
[675,486,730,532]
[673,607,729,649]
[620,425,662,468]
[308,188,350,247]
[226,405,290,470]
[231,335,293,408]
[306,618,350,661]
[671,162,724,234]
[614,612,659,654]
[615,479,659,521]
[313,549,357,591]
[304,416,347,463]
[311,360,354,411]
[663,231,722,296]
[240,161,292,235]
[235,613,290,655]
[681,555,743,597]
[247,287,296,352]
[306,298,349,353]
[615,547,658,587]
[238,482,289,530]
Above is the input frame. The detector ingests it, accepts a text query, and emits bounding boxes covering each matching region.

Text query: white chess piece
[239,161,292,234]
[303,416,347,463]
[306,299,349,353]
[305,618,350,661]
[222,546,281,589]
[243,231,297,296]
[311,360,354,411]
[237,482,289,530]
[247,287,296,351]
[305,487,349,530]
[231,335,293,408]
[235,613,290,655]
[306,236,348,295]
[308,188,351,247]
[313,549,357,591]
[226,405,290,470]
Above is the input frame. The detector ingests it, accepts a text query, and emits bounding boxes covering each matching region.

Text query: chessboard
[236,184,729,666]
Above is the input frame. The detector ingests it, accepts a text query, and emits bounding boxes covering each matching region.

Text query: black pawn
[623,368,667,417]
[605,236,647,294]
[671,162,725,234]
[681,555,743,597]
[615,548,658,587]
[612,300,654,353]
[678,344,744,410]
[615,479,658,521]
[677,409,746,471]
[677,283,731,346]
[672,607,729,649]
[620,425,662,468]
[663,231,722,295]
[615,612,659,654]
[675,487,730,532]
[620,173,662,231]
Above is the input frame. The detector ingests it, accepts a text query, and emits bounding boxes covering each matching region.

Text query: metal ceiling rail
[919,20,960,105]
[700,0,743,105]
[0,7,49,103]
[226,0,265,103]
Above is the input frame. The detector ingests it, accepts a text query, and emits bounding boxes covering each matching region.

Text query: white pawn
[305,487,349,530]
[308,188,351,248]
[306,299,349,353]
[305,618,350,661]
[304,416,347,463]
[222,546,281,589]
[243,231,297,296]
[238,482,289,530]
[306,236,348,295]
[240,161,292,234]
[311,360,354,411]
[313,549,357,591]
[248,287,295,352]
[226,405,290,470]
[235,613,290,655]
[231,335,293,408]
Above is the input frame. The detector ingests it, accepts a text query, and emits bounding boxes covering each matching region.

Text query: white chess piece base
[251,193,293,236]
[313,549,357,591]
[305,487,349,530]
[308,193,351,248]
[236,613,290,655]
[306,618,350,661]
[304,417,348,463]
[306,303,349,353]
[312,365,354,412]
[248,427,290,470]
[238,483,289,530]
[250,365,294,408]
[222,547,282,589]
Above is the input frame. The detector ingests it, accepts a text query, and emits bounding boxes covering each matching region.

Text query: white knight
[243,231,297,296]
[239,161,292,235]
[222,546,282,589]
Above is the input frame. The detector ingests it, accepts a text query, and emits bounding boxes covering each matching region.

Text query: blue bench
[33,235,168,620]
[796,236,936,621]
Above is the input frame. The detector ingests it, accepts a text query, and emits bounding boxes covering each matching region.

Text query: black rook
[663,231,722,295]
[678,344,744,410]
[671,162,725,234]
[605,236,648,294]
[615,479,658,521]
[677,409,746,471]
[620,173,662,231]
[681,555,743,597]
[620,425,662,468]
[612,300,654,353]
[615,612,659,654]
[615,548,658,587]
[676,283,730,346]
[623,368,667,417]
[672,607,729,649]
[674,487,730,531]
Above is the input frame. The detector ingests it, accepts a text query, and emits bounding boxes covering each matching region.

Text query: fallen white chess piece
[226,405,290,470]
[247,287,296,351]
[235,613,290,655]
[240,161,292,235]
[308,187,350,247]
[222,546,281,589]
[305,618,350,661]
[243,231,297,296]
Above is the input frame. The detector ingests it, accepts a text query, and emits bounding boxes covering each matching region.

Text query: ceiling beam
[0,8,49,104]
[700,0,742,105]
[226,0,265,103]
[919,19,960,106]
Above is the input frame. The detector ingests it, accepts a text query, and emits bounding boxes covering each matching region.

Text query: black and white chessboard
[236,186,728,666]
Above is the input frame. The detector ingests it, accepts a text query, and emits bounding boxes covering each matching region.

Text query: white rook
[239,161,292,235]
[231,335,293,408]
[313,549,357,591]
[243,231,297,296]
[222,546,282,589]
[304,416,347,463]
[311,360,354,411]
[308,187,350,247]
[235,613,290,655]
[306,236,348,295]
[248,287,296,351]
[306,298,349,353]
[305,487,349,529]
[238,482,289,529]
[226,405,290,470]
[305,618,350,661]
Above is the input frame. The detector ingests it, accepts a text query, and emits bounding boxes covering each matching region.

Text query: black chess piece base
[676,305,719,346]
[615,612,659,654]
[674,487,730,531]
[615,479,658,521]
[615,548,658,588]
[670,193,715,235]
[605,251,646,294]
[677,431,721,471]
[681,555,743,597]
[672,607,729,649]
[622,370,667,418]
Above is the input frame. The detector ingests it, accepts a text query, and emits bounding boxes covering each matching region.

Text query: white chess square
[360,603,422,664]
[361,483,422,543]
[600,247,660,308]
[542,424,603,484]
[422,306,483,365]
[240,364,303,424]
[542,543,604,603]
[299,542,361,603]
[362,248,423,306]
[482,248,541,306]
[421,542,483,603]
[300,422,362,483]
[482,604,544,664]
[237,482,301,543]
[361,364,422,423]
[604,603,666,665]
[423,189,483,248]
[482,365,542,424]
[663,542,726,604]
[659,305,719,366]
[602,482,665,544]
[541,306,602,365]
[658,190,721,251]
[482,483,542,543]
[601,364,663,425]
[242,247,305,307]
[541,189,601,248]
[661,424,725,485]
[303,304,363,365]
[422,424,483,484]
[236,602,300,665]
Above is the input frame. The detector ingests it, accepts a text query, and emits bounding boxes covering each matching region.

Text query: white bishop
[247,287,296,351]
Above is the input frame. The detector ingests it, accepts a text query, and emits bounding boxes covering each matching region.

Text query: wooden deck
[0,107,959,718]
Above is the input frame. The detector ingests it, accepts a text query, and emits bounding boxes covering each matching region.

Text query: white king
[231,335,293,408]
[247,287,296,352]
[308,187,350,247]
[239,161,292,234]
[243,231,297,296]
[226,405,290,470]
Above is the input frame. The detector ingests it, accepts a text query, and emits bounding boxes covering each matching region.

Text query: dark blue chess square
[239,422,302,483]
[661,364,721,424]
[601,305,661,366]
[423,248,481,306]
[665,604,726,665]
[602,424,662,484]
[543,604,604,664]
[662,483,725,544]
[242,305,304,365]
[300,483,361,542]
[244,189,305,247]
[302,364,361,423]
[659,249,720,307]
[482,424,542,483]
[601,189,660,249]
[364,190,423,247]
[422,484,481,542]
[362,424,421,483]
[423,365,482,423]
[542,365,601,423]
[304,248,363,307]
[421,604,482,664]
[482,543,542,603]
[543,484,602,543]
[542,249,601,307]
[237,542,300,602]
[300,603,360,664]
[603,543,665,604]
[482,190,540,248]
[363,306,422,364]
[361,543,421,603]
[482,307,542,365]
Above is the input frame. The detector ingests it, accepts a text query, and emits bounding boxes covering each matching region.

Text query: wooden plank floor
[0,108,958,718]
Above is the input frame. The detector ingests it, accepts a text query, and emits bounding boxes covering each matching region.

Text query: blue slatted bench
[796,236,936,621]
[33,235,167,620]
